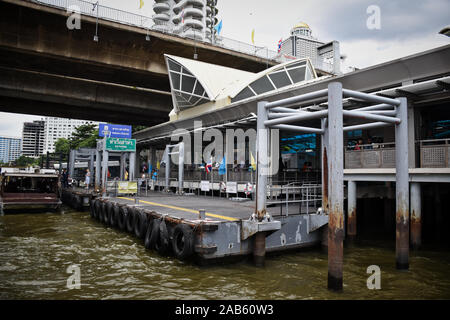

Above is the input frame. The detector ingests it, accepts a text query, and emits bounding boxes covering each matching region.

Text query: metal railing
[267,183,321,216]
[345,142,396,169]
[33,0,282,63]
[420,138,450,168]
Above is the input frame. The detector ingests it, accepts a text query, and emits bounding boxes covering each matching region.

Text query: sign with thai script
[99,123,132,139]
[105,138,136,152]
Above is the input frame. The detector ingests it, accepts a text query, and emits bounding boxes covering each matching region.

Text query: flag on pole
[214,20,223,35]
[250,152,256,171]
[218,156,226,176]
[206,158,213,173]
[139,0,144,9]
[277,38,283,53]
[251,29,255,44]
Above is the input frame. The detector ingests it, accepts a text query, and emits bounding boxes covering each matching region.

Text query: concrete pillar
[410,182,422,250]
[327,82,344,291]
[89,154,94,187]
[68,150,76,178]
[178,142,184,194]
[395,97,409,270]
[434,184,443,242]
[321,118,329,215]
[347,181,357,242]
[407,105,416,168]
[95,149,101,189]
[254,101,269,267]
[101,148,109,197]
[129,152,136,181]
[165,145,170,192]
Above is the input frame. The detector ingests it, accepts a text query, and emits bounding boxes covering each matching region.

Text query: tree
[14,156,36,167]
[55,138,70,155]
[133,125,148,134]
[69,124,98,150]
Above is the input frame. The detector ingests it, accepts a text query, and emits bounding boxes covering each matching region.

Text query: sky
[0,0,449,137]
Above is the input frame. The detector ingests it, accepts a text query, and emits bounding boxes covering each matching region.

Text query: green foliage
[54,138,70,155]
[69,124,98,149]
[14,156,37,167]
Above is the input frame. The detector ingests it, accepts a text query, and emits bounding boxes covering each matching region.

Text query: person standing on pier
[85,169,91,190]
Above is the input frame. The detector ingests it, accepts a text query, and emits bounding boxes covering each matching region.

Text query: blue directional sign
[99,123,132,139]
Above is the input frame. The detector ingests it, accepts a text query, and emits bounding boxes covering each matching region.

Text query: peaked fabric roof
[164,54,254,101]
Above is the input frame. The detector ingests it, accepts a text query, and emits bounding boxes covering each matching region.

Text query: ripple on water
[1,211,450,299]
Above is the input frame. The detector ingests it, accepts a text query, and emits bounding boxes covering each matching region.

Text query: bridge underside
[0,0,274,125]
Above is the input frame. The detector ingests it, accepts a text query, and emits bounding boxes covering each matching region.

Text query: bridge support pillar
[410,182,422,250]
[327,82,344,291]
[395,97,409,270]
[347,180,357,244]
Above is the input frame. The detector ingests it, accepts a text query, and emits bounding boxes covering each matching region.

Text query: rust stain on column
[322,147,328,212]
[253,232,266,267]
[396,210,409,270]
[410,211,421,250]
[328,204,344,291]
[347,208,357,240]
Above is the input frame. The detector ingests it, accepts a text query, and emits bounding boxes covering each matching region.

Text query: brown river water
[1,208,450,300]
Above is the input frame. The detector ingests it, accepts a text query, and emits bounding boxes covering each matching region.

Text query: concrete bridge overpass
[0,0,276,125]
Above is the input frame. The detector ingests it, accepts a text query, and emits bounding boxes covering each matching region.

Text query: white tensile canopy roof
[164,54,316,113]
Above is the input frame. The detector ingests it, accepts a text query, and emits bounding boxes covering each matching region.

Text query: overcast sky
[1,0,449,137]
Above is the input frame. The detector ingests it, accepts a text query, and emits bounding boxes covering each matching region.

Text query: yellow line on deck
[118,197,238,222]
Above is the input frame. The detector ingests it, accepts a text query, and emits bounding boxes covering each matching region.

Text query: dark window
[170,72,181,90]
[288,66,306,83]
[233,86,255,102]
[168,60,181,72]
[249,76,275,95]
[193,82,206,97]
[181,75,196,93]
[269,71,292,88]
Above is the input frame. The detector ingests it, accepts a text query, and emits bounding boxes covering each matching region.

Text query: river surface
[1,209,449,300]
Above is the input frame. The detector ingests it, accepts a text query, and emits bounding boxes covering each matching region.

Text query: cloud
[0,112,42,138]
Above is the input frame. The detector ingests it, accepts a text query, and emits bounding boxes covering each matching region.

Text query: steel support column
[410,182,421,250]
[178,142,184,194]
[129,152,136,181]
[165,145,170,192]
[254,101,269,267]
[327,82,344,291]
[95,149,101,189]
[395,97,409,270]
[101,148,109,197]
[347,180,357,242]
[68,150,75,178]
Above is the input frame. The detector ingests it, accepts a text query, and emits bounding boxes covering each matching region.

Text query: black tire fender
[144,218,154,249]
[134,209,148,239]
[126,207,136,233]
[75,195,82,211]
[101,201,108,224]
[89,199,95,218]
[172,224,195,261]
[94,199,101,220]
[105,202,113,226]
[118,206,128,231]
[110,203,119,228]
[155,219,171,255]
[148,218,161,250]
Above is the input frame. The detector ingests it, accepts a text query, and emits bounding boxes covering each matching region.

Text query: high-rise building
[279,22,341,74]
[153,0,219,42]
[22,120,45,157]
[43,117,99,154]
[0,136,21,164]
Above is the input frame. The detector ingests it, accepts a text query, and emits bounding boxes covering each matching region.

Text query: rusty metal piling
[327,82,345,291]
[347,180,357,243]
[395,97,409,270]
[410,182,421,250]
